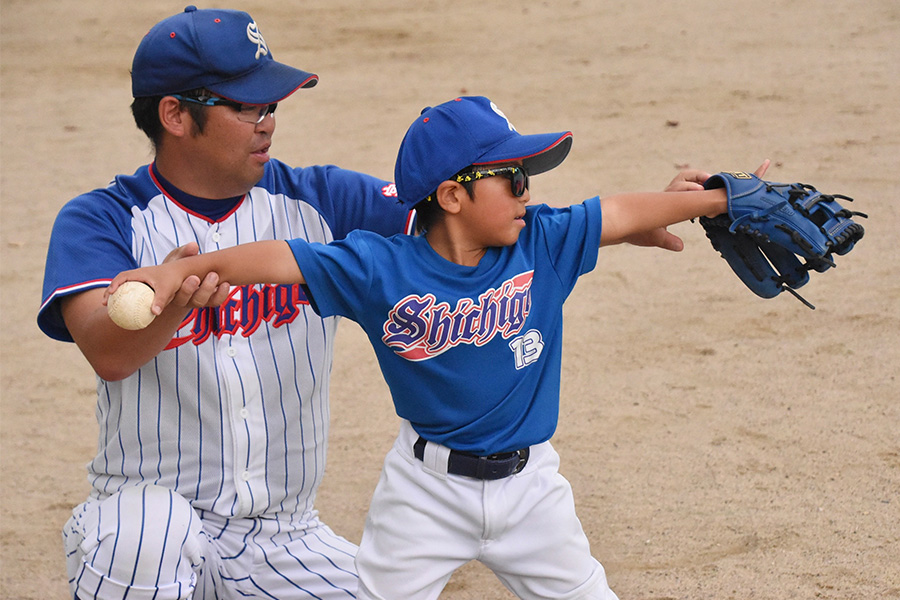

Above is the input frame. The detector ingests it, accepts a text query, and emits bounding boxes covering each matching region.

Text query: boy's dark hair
[131,88,211,148]
[413,167,476,235]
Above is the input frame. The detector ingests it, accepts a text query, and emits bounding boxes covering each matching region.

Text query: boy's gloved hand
[699,171,866,309]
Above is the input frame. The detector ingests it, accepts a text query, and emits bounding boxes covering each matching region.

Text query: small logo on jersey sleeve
[381,271,533,361]
[382,183,398,197]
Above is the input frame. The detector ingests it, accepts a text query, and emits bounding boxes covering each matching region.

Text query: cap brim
[474,132,573,175]
[207,60,318,104]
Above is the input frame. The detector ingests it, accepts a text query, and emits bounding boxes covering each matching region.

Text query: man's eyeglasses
[454,166,529,197]
[172,94,277,124]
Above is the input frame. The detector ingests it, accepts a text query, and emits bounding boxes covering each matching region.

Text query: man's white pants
[63,484,359,599]
[356,420,619,600]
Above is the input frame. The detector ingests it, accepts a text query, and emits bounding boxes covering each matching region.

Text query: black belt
[413,437,530,480]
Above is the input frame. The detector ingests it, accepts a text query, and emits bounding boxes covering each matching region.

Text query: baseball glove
[699,171,866,309]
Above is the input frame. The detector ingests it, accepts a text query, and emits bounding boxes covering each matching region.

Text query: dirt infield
[2,1,898,598]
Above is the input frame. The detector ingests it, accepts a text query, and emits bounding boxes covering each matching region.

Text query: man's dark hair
[131,88,211,148]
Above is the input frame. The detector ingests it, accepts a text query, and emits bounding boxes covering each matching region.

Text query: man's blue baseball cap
[394,96,573,206]
[131,5,318,103]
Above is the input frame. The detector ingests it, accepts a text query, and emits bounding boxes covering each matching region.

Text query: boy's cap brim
[472,131,573,176]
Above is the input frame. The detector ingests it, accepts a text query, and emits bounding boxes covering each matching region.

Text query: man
[38,6,413,599]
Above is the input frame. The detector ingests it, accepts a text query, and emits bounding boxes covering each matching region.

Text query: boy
[105,96,764,599]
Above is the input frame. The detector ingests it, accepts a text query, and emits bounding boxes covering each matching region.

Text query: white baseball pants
[356,421,619,600]
[63,484,359,599]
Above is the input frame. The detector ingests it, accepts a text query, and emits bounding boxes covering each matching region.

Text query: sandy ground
[2,1,899,598]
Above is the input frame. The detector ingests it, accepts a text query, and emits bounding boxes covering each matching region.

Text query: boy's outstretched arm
[63,243,231,381]
[599,188,727,247]
[612,168,711,251]
[104,240,303,316]
[601,161,769,249]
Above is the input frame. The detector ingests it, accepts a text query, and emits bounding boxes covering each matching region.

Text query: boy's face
[458,163,530,248]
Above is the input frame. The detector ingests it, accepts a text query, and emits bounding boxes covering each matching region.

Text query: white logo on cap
[247,22,269,60]
[490,101,517,132]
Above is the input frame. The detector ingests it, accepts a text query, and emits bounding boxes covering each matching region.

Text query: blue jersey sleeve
[264,162,414,240]
[531,196,603,297]
[39,187,142,342]
[287,232,376,321]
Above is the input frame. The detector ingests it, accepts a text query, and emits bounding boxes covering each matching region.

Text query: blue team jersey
[289,197,602,455]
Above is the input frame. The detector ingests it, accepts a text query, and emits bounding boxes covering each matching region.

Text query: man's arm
[63,287,203,381]
[63,243,230,381]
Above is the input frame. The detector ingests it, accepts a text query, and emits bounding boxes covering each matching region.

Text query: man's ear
[158,96,190,137]
[435,180,467,215]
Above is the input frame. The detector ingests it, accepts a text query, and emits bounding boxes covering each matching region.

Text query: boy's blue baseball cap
[131,5,318,103]
[395,96,573,206]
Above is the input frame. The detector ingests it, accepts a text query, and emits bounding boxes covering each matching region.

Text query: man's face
[183,101,277,198]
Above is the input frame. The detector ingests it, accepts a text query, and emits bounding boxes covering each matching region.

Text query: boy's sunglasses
[171,93,277,124]
[454,166,529,197]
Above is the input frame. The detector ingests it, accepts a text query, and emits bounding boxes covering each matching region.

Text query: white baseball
[107,281,157,330]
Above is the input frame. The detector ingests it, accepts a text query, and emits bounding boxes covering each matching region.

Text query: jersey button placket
[222,341,253,513]
[207,224,223,253]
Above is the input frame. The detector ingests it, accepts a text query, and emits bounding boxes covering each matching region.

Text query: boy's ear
[158,96,190,137]
[435,180,466,215]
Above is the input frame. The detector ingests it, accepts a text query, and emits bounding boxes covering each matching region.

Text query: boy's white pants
[356,420,619,600]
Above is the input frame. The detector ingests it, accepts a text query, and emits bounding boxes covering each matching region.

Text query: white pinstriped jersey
[40,160,413,524]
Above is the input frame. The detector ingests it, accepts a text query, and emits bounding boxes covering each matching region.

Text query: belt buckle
[513,447,529,475]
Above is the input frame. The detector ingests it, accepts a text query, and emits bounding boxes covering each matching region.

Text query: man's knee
[68,485,204,599]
